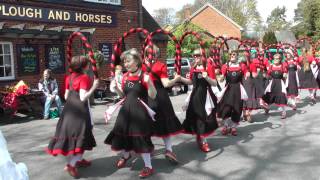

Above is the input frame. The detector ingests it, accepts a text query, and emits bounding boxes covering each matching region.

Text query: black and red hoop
[280,42,298,59]
[180,31,207,69]
[210,36,225,63]
[146,29,182,74]
[67,31,98,78]
[237,42,251,66]
[111,28,152,76]
[264,43,284,61]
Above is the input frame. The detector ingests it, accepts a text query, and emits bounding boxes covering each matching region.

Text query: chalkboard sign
[45,44,65,73]
[99,43,112,64]
[17,45,39,76]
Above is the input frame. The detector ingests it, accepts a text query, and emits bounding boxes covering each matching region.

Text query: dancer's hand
[92,79,100,89]
[202,72,208,79]
[144,74,152,84]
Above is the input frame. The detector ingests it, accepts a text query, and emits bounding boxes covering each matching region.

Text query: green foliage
[84,50,105,69]
[263,31,277,45]
[293,0,320,41]
[266,6,291,31]
[167,23,211,58]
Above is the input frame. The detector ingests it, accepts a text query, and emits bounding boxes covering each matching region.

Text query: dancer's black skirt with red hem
[262,79,287,106]
[287,69,299,97]
[104,95,155,153]
[183,84,218,137]
[47,91,96,156]
[243,77,260,110]
[148,83,183,138]
[299,68,319,89]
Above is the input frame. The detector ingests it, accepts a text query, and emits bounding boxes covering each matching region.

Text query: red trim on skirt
[274,103,288,107]
[45,147,90,156]
[298,87,320,90]
[286,95,298,98]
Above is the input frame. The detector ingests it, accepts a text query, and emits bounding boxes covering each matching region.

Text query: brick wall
[0,0,167,93]
[191,6,241,39]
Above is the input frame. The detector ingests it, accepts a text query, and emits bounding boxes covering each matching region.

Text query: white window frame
[83,0,121,5]
[0,42,15,81]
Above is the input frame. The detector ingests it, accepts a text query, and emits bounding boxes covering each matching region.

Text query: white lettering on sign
[0,3,115,26]
[0,5,43,18]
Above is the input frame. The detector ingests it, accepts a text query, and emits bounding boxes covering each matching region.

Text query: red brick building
[0,0,166,92]
[185,3,243,39]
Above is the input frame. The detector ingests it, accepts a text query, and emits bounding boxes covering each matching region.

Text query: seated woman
[38,69,62,119]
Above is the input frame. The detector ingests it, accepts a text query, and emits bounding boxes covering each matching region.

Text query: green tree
[293,0,320,40]
[266,6,291,31]
[263,31,277,45]
[167,23,211,58]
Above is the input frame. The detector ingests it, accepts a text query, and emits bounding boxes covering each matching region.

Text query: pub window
[83,0,121,5]
[0,42,14,80]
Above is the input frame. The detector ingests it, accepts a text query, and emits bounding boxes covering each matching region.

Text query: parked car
[166,58,192,94]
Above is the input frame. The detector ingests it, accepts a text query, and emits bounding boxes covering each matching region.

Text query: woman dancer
[105,49,157,178]
[285,51,300,110]
[217,50,249,136]
[180,49,219,152]
[142,45,183,164]
[242,51,258,123]
[46,56,99,178]
[298,48,319,104]
[262,54,288,119]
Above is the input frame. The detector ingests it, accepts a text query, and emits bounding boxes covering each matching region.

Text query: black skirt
[287,70,299,97]
[253,74,267,98]
[46,91,96,156]
[299,68,319,89]
[183,86,218,137]
[104,95,155,153]
[217,83,243,122]
[242,77,260,110]
[148,86,183,138]
[263,79,287,106]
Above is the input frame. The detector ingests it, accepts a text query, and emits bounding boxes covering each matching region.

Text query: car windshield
[181,59,189,66]
[166,58,190,67]
[166,59,175,67]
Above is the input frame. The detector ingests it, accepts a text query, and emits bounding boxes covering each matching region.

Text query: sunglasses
[193,54,201,57]
[230,53,237,56]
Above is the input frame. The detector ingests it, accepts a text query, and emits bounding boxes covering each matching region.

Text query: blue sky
[142,0,301,23]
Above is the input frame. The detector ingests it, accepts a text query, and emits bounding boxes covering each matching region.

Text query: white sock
[230,121,238,128]
[121,150,130,159]
[69,154,82,167]
[309,90,315,98]
[163,137,173,152]
[224,119,232,127]
[141,153,152,169]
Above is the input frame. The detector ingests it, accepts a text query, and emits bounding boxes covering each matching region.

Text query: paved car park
[1,91,320,180]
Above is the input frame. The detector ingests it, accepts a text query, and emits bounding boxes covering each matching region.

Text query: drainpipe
[138,0,143,28]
